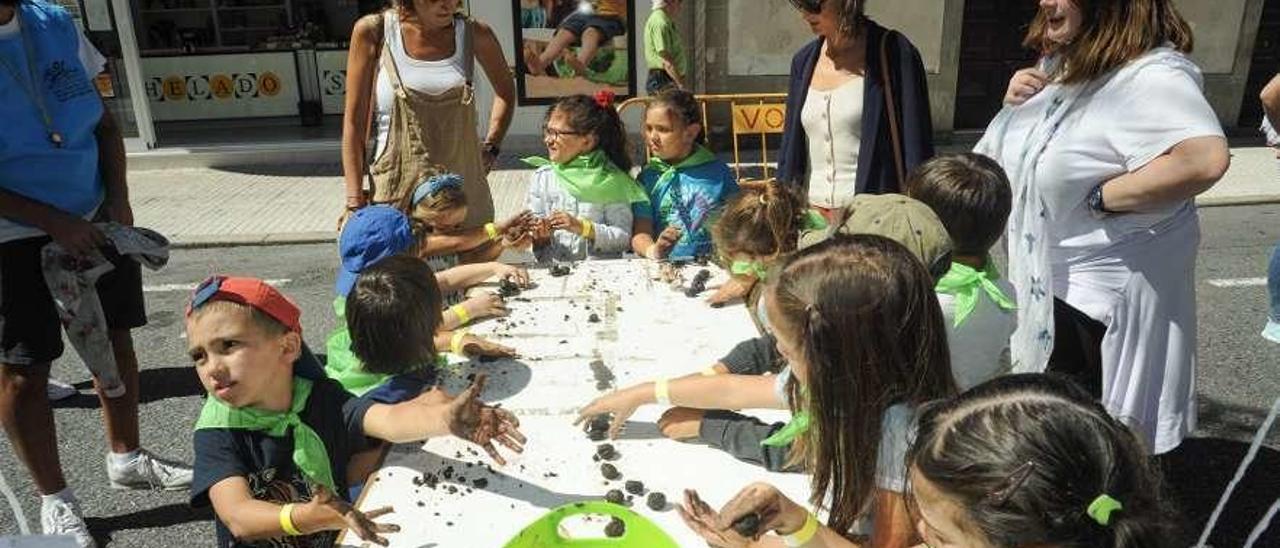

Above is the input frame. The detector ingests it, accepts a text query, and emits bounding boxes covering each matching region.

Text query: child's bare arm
[418,229,490,257]
[577,374,783,439]
[208,477,396,544]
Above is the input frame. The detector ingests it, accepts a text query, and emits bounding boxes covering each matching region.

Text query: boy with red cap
[186,276,525,547]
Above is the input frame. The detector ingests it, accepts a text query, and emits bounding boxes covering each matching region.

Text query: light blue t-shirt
[633,158,738,260]
[0,1,106,242]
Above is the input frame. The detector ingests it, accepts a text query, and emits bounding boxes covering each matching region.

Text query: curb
[169,231,335,250]
[1197,194,1280,208]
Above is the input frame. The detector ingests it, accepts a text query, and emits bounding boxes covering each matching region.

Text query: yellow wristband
[450,304,471,325]
[700,367,719,376]
[581,219,594,240]
[654,378,671,404]
[783,511,819,547]
[450,330,469,355]
[279,503,302,536]
[484,222,500,241]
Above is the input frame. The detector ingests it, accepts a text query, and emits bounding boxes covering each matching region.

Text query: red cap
[186,276,302,334]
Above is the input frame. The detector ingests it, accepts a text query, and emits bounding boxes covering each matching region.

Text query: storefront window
[133,0,357,54]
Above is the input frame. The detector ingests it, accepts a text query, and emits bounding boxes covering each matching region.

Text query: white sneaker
[41,494,96,548]
[106,450,193,491]
[46,378,78,401]
[1263,319,1280,344]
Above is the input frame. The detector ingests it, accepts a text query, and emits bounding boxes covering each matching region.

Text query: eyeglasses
[788,0,824,14]
[189,276,225,310]
[542,125,584,140]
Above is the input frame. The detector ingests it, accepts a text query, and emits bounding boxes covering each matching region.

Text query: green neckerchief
[195,376,336,493]
[803,210,829,231]
[730,260,770,280]
[761,410,810,447]
[523,150,649,205]
[645,145,717,192]
[935,260,1016,327]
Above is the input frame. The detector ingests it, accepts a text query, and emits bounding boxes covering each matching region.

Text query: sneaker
[106,450,193,491]
[41,495,96,548]
[1263,319,1280,344]
[46,378,78,401]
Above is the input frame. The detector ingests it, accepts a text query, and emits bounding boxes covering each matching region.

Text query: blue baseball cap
[336,206,415,297]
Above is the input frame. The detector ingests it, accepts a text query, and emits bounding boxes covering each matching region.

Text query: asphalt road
[1,204,1278,547]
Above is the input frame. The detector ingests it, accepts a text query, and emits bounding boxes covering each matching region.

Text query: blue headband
[411,173,465,206]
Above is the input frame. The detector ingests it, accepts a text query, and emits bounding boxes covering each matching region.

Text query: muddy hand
[574,386,644,439]
[308,483,399,545]
[676,489,752,548]
[448,374,527,465]
[461,334,518,358]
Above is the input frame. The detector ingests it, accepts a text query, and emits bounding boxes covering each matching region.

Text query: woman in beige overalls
[341,0,515,254]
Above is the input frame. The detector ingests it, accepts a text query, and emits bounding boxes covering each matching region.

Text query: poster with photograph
[513,0,636,105]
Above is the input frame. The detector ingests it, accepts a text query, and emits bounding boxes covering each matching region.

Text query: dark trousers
[1047,298,1106,398]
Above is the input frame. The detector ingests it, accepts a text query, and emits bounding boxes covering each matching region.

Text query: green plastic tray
[504,502,679,547]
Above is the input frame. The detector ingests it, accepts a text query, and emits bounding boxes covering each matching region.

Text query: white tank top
[802,76,864,209]
[373,14,469,157]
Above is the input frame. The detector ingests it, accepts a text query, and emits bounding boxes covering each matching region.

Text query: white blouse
[801,76,863,209]
[373,14,469,158]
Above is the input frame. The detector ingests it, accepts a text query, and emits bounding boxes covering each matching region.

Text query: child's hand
[494,264,531,287]
[574,384,649,439]
[677,485,808,546]
[645,226,683,260]
[300,483,398,545]
[657,407,704,440]
[499,210,535,235]
[462,293,509,320]
[460,334,518,359]
[547,211,584,235]
[705,275,756,308]
[447,374,527,465]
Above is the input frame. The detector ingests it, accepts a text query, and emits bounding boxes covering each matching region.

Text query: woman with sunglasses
[976,0,1229,456]
[775,0,935,221]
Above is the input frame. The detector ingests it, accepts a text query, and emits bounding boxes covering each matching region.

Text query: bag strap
[879,29,906,189]
[460,15,475,86]
[363,12,390,199]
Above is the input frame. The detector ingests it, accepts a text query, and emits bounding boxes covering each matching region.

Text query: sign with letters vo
[732,103,787,134]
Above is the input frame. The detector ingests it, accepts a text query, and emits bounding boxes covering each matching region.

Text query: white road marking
[1207,277,1268,288]
[143,278,292,293]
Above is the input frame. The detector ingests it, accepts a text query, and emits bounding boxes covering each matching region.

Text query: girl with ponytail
[908,374,1174,547]
[523,91,647,262]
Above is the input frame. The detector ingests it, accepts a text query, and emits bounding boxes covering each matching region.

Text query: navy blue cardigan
[775,21,935,195]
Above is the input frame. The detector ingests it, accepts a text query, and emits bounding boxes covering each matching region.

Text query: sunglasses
[788,0,824,13]
[190,276,226,311]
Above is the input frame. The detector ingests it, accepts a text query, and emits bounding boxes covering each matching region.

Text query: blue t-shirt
[633,159,738,260]
[0,1,104,240]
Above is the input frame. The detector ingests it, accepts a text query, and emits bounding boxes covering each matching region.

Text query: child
[335,255,444,404]
[525,0,627,76]
[187,276,525,547]
[906,153,1017,390]
[673,235,956,546]
[631,88,738,262]
[402,172,535,295]
[909,374,1174,547]
[704,180,809,312]
[328,206,521,393]
[524,93,647,263]
[579,195,954,474]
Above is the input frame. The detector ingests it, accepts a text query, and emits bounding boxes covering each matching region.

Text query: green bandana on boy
[195,377,336,493]
[935,261,1016,327]
[523,150,649,205]
[730,260,770,280]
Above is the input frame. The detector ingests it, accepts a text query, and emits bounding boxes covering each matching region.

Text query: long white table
[340,259,808,547]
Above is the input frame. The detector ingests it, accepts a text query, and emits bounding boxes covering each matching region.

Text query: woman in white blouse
[977,0,1229,455]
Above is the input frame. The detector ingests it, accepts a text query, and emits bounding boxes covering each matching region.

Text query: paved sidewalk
[130,147,1280,248]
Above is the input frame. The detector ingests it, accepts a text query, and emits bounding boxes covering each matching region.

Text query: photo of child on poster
[515,0,635,104]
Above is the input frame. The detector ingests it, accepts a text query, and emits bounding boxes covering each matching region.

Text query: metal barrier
[616,93,788,180]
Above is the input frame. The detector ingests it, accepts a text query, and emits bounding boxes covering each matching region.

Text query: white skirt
[1055,205,1200,454]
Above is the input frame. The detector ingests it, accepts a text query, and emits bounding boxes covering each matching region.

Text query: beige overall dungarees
[368,12,494,229]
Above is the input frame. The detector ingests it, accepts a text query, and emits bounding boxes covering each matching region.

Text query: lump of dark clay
[550,264,571,277]
[595,443,619,461]
[601,463,621,480]
[498,278,520,297]
[605,517,626,538]
[588,313,601,323]
[646,491,667,511]
[731,512,762,537]
[472,478,488,489]
[605,489,626,505]
[685,269,712,298]
[585,414,611,441]
[624,480,644,495]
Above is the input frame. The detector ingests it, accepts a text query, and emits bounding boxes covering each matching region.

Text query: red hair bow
[594,90,616,109]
